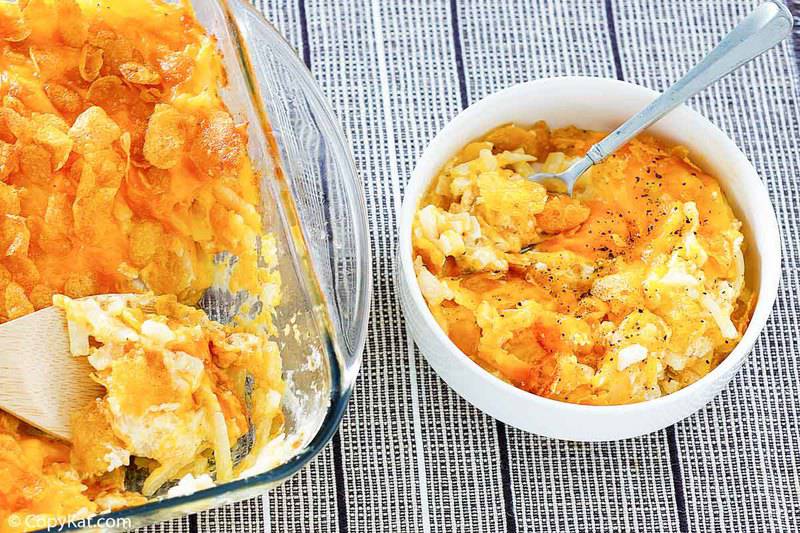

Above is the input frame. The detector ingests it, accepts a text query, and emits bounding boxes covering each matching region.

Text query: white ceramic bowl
[397,77,781,441]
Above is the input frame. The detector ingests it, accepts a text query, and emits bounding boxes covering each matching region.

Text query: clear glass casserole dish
[49,0,370,530]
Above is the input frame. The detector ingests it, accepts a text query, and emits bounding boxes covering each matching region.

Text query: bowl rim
[398,75,781,419]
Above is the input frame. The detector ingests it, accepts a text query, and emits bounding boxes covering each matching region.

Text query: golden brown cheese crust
[413,123,754,406]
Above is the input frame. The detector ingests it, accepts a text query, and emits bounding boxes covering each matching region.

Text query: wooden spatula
[0,305,104,441]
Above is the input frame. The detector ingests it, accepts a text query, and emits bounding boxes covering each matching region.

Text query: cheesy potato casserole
[413,123,754,405]
[0,0,285,530]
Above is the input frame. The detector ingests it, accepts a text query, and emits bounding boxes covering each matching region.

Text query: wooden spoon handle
[0,306,104,441]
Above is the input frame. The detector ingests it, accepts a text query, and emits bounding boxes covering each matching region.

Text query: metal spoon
[529,0,793,195]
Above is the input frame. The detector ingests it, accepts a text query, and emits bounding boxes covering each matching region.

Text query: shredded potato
[413,122,754,405]
[52,294,282,498]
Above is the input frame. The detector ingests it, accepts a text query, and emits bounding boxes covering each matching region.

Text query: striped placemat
[141,1,800,531]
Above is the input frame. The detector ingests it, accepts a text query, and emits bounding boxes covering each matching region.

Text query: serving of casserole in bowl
[397,77,780,441]
[0,0,369,531]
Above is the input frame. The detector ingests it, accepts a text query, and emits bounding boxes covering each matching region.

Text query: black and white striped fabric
[143,1,800,531]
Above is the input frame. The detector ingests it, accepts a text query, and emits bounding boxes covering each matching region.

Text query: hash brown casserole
[412,123,754,405]
[0,0,285,530]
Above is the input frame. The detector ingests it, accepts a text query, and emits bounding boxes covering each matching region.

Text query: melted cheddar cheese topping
[0,1,284,530]
[413,123,754,405]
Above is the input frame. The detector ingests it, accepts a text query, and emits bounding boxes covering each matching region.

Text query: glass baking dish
[51,0,370,530]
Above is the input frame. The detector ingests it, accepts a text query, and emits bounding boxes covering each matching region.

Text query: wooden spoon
[0,305,104,441]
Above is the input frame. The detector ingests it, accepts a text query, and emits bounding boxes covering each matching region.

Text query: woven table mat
[142,1,800,531]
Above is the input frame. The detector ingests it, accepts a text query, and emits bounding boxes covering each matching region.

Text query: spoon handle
[583,0,793,165]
